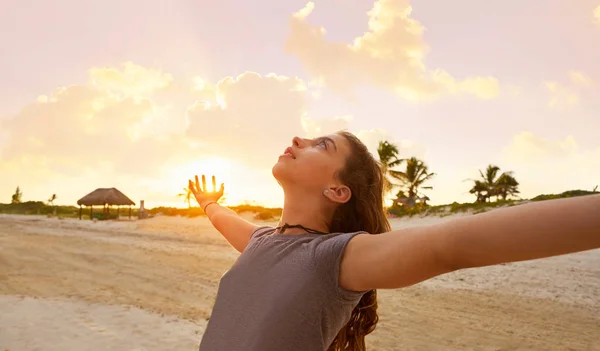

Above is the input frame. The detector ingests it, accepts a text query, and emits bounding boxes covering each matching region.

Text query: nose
[292,136,305,148]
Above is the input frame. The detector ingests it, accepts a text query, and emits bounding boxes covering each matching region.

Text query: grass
[386,189,598,218]
[387,199,519,218]
[0,201,283,221]
[1,189,597,221]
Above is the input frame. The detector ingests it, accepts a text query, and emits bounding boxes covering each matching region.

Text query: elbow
[435,238,467,273]
[437,253,463,275]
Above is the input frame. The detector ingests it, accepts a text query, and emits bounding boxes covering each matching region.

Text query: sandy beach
[1,213,599,351]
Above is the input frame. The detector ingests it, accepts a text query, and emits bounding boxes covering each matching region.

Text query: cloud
[2,85,186,177]
[88,61,173,97]
[501,132,600,195]
[543,81,579,107]
[568,70,594,87]
[2,63,303,190]
[185,72,309,168]
[503,132,579,162]
[1,65,312,206]
[0,62,196,203]
[542,71,594,108]
[0,61,428,207]
[302,115,353,138]
[300,115,426,161]
[356,128,427,160]
[285,0,500,101]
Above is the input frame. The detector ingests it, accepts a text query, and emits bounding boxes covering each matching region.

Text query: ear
[324,185,352,204]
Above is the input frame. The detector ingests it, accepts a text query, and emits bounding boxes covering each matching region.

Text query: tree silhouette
[392,157,435,207]
[177,187,193,208]
[376,140,405,196]
[11,187,23,204]
[469,165,519,202]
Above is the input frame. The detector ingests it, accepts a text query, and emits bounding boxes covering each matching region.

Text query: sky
[1,0,599,208]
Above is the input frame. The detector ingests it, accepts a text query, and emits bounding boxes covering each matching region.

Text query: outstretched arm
[341,194,600,291]
[189,175,259,253]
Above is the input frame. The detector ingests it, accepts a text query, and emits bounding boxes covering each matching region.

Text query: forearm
[200,201,256,252]
[201,200,237,222]
[444,194,600,270]
[202,201,241,236]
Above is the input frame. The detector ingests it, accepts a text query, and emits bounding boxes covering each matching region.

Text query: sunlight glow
[163,157,281,207]
[169,157,234,192]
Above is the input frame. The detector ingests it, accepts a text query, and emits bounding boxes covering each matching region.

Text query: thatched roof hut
[77,188,135,206]
[77,188,136,220]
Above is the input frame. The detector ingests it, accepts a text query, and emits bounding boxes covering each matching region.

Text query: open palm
[188,175,225,209]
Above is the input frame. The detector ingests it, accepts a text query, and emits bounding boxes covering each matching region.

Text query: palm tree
[48,194,57,215]
[11,186,22,204]
[470,165,519,202]
[393,157,435,207]
[495,173,520,201]
[177,187,193,208]
[376,140,405,195]
[469,180,488,203]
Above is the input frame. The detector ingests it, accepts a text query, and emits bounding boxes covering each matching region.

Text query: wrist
[201,201,219,212]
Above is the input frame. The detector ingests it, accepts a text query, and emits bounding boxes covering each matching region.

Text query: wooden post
[79,205,82,220]
[117,206,120,219]
[90,206,93,220]
[129,206,132,219]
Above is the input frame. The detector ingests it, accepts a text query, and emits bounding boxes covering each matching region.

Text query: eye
[317,139,328,149]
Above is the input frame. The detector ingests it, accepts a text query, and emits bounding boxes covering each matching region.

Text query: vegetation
[1,137,597,221]
[530,189,598,202]
[47,193,57,215]
[392,157,435,207]
[469,165,519,203]
[11,187,23,204]
[376,142,435,208]
[376,140,405,196]
[47,194,57,206]
[1,188,597,221]
[0,201,81,217]
[177,187,193,208]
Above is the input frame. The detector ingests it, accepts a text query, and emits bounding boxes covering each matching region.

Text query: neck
[279,189,332,235]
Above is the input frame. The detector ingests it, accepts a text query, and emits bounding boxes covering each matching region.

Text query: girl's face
[272,133,352,194]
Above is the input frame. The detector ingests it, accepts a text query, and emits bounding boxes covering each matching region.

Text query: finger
[219,183,225,196]
[202,175,207,193]
[188,180,196,195]
[212,175,216,193]
[195,175,200,193]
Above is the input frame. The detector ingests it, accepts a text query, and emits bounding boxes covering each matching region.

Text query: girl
[189,131,600,351]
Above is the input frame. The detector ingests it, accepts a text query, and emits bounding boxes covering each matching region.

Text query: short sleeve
[312,232,369,303]
[250,226,275,240]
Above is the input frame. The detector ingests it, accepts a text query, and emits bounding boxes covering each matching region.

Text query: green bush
[531,190,596,202]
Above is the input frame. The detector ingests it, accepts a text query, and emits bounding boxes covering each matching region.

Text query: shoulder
[311,231,371,301]
[250,226,276,240]
[311,231,369,257]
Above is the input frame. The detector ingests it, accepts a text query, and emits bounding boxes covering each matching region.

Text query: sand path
[1,214,598,350]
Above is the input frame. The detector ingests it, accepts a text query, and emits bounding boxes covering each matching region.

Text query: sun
[164,156,282,208]
[168,157,237,204]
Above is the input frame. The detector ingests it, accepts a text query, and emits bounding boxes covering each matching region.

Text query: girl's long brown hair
[327,131,391,351]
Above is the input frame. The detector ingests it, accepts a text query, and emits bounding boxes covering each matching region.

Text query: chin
[271,160,286,183]
[272,159,298,188]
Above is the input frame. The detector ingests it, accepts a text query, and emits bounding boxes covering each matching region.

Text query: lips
[283,146,296,159]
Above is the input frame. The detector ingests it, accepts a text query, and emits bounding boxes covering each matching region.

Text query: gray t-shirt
[199,226,368,351]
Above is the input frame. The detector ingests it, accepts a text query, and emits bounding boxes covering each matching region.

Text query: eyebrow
[317,136,337,152]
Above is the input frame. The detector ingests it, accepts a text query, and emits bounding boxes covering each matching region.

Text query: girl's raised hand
[188,175,224,209]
